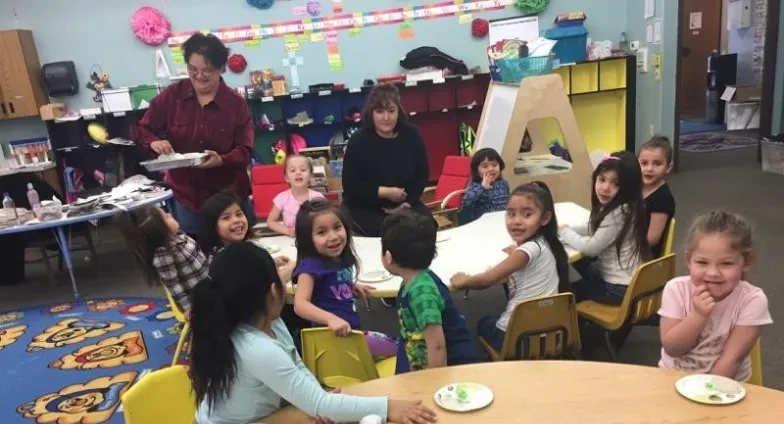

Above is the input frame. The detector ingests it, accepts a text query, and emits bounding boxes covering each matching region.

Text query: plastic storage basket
[544,26,588,64]
[495,56,553,83]
[761,137,784,176]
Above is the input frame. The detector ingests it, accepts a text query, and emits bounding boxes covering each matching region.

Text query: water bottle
[2,192,19,223]
[27,183,41,219]
[619,32,629,54]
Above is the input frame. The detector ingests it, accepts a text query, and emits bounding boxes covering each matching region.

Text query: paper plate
[436,233,451,243]
[434,382,493,412]
[675,374,746,405]
[359,270,393,283]
[261,245,281,254]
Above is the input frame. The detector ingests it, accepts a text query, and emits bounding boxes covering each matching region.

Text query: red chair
[251,164,288,235]
[422,156,471,229]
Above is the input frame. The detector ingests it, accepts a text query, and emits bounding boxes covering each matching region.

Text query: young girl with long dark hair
[189,242,436,424]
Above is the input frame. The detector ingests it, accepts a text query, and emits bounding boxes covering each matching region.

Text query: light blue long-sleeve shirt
[195,319,388,424]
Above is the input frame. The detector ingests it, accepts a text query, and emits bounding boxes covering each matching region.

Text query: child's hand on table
[327,317,352,337]
[353,283,376,299]
[388,399,437,424]
[450,272,470,289]
[286,225,296,237]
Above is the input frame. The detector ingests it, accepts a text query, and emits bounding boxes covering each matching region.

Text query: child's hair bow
[602,154,620,162]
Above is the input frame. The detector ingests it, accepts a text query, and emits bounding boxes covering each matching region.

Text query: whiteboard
[474,82,518,154]
[489,16,540,45]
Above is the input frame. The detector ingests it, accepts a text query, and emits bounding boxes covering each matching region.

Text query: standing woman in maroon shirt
[131,33,255,235]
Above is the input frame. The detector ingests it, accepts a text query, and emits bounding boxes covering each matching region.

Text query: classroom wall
[0,0,629,151]
[727,1,763,85]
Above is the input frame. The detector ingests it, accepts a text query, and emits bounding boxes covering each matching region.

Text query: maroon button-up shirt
[131,79,253,211]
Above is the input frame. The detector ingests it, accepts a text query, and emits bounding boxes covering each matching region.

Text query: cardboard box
[39,103,65,121]
[721,85,761,103]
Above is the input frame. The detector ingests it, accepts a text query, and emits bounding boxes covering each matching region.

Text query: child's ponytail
[115,206,170,287]
[190,276,237,411]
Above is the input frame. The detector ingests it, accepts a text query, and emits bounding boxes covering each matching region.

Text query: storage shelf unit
[550,55,636,154]
[39,56,633,192]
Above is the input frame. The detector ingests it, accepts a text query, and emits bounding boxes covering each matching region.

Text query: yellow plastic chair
[749,338,763,386]
[300,328,396,389]
[577,254,676,360]
[163,286,191,367]
[121,365,196,424]
[480,293,582,361]
[662,218,676,257]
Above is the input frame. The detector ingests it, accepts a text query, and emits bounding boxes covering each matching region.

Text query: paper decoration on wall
[168,0,515,46]
[332,0,343,14]
[307,0,321,17]
[245,39,261,48]
[130,6,171,46]
[283,52,304,93]
[170,46,184,63]
[472,18,489,37]
[228,54,248,73]
[325,31,342,70]
[293,6,307,16]
[247,0,274,10]
[284,34,300,52]
[514,0,549,15]
[399,22,415,39]
[459,13,473,24]
[155,50,171,78]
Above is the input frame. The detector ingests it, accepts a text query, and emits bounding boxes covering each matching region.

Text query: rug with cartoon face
[0,298,186,424]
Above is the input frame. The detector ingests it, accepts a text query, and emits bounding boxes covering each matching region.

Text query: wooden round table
[259,361,784,423]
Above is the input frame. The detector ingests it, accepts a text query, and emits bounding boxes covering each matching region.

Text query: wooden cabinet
[0,30,47,119]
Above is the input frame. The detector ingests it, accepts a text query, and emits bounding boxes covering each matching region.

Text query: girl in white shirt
[451,181,570,352]
[559,151,649,305]
[190,242,436,424]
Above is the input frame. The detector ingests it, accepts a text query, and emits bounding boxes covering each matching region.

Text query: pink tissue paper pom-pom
[130,6,172,46]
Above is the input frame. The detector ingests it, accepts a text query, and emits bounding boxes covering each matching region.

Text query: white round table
[255,202,589,298]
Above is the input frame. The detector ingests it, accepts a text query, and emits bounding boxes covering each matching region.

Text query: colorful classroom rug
[0,297,185,424]
[679,132,758,154]
[679,119,725,135]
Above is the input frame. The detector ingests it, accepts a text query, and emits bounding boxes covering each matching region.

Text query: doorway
[673,0,779,169]
[679,0,722,120]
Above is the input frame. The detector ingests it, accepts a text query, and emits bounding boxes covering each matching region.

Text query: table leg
[53,226,80,299]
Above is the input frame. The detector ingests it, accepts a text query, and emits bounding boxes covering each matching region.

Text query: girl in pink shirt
[658,211,772,382]
[267,155,325,236]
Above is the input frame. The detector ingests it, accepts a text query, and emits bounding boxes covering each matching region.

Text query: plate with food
[358,270,394,283]
[675,374,746,405]
[433,382,493,412]
[141,152,208,171]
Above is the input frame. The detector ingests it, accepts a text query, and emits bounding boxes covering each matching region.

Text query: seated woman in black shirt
[341,84,433,236]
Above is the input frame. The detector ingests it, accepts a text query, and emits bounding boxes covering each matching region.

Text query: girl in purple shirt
[292,200,396,359]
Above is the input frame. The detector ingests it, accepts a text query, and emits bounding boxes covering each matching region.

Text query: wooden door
[0,30,46,118]
[0,84,7,119]
[679,0,722,116]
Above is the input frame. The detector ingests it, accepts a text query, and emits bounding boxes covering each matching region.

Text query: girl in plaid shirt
[461,148,510,223]
[117,205,208,316]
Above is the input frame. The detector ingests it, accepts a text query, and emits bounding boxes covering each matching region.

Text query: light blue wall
[625,0,678,148]
[0,0,628,149]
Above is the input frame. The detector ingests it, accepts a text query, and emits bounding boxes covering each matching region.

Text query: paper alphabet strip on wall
[168,0,514,46]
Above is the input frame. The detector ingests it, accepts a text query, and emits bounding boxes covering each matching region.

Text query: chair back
[163,286,187,324]
[619,254,676,327]
[251,164,288,219]
[500,293,581,360]
[662,218,676,257]
[434,156,471,209]
[300,328,379,389]
[749,338,763,385]
[121,365,196,424]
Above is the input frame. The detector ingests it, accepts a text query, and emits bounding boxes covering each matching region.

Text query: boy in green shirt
[380,211,481,373]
